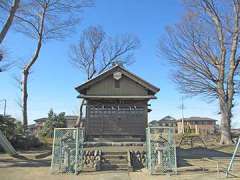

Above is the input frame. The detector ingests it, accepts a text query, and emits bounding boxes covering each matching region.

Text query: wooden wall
[86,100,148,138]
[86,75,148,96]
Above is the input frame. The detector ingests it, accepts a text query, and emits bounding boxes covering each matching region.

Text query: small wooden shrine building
[75,64,159,141]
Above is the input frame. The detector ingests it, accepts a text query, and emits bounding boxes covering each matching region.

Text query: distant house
[231,128,240,138]
[28,124,37,135]
[34,117,47,134]
[0,114,16,122]
[31,115,79,136]
[158,116,177,127]
[149,120,159,127]
[0,115,17,137]
[176,117,217,135]
[149,116,177,132]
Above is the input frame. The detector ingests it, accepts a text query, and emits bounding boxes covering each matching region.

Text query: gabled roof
[34,118,47,123]
[159,116,176,122]
[149,116,177,126]
[75,64,160,94]
[176,117,218,122]
[34,116,79,123]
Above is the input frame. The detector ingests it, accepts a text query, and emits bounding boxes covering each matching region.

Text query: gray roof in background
[150,116,218,125]
[150,116,176,123]
[34,115,79,123]
[149,116,177,126]
[176,117,218,122]
[159,116,176,122]
[34,118,48,123]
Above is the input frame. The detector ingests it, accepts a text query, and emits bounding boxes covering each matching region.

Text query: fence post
[50,128,56,172]
[75,128,79,175]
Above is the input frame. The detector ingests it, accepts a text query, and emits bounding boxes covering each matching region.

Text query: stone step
[104,159,128,164]
[93,137,142,142]
[100,151,130,171]
[102,154,127,160]
[85,141,144,147]
[102,151,127,155]
[101,163,129,171]
[102,151,128,160]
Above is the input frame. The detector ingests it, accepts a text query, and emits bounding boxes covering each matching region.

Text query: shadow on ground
[35,151,52,159]
[176,147,234,167]
[0,158,50,168]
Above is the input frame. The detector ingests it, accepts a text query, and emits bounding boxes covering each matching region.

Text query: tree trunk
[219,100,232,145]
[0,0,20,44]
[75,99,85,127]
[19,8,44,134]
[22,69,28,133]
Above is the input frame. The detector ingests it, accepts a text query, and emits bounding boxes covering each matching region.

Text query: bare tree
[70,26,140,127]
[12,0,92,132]
[0,48,14,72]
[0,0,20,43]
[159,0,240,144]
[0,0,20,71]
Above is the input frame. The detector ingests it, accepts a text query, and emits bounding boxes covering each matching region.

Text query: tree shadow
[0,153,51,168]
[177,147,234,159]
[11,154,30,160]
[35,151,52,159]
[177,158,192,167]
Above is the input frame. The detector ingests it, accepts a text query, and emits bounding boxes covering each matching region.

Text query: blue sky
[1,0,239,127]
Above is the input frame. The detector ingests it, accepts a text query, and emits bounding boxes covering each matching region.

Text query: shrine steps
[92,137,143,142]
[84,141,144,147]
[101,151,131,171]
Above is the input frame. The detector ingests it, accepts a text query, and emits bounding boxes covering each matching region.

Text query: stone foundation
[82,150,102,171]
[82,149,147,171]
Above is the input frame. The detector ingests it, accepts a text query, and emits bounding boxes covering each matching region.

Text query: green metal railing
[51,128,84,174]
[226,137,240,177]
[146,127,177,175]
[0,130,17,155]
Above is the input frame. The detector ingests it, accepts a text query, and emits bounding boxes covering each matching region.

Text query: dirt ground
[0,146,240,180]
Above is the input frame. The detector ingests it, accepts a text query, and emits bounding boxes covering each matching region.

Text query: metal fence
[146,127,177,174]
[51,128,84,174]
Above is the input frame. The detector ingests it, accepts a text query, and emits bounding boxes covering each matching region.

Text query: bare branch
[13,0,92,131]
[70,26,140,78]
[0,0,20,44]
[69,25,140,127]
[160,0,240,144]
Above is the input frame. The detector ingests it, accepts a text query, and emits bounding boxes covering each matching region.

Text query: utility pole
[180,97,185,134]
[0,99,6,116]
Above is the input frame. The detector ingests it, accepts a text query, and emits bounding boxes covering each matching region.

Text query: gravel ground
[0,147,240,180]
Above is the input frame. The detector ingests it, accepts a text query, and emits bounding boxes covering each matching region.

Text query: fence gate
[146,127,177,174]
[51,128,84,174]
